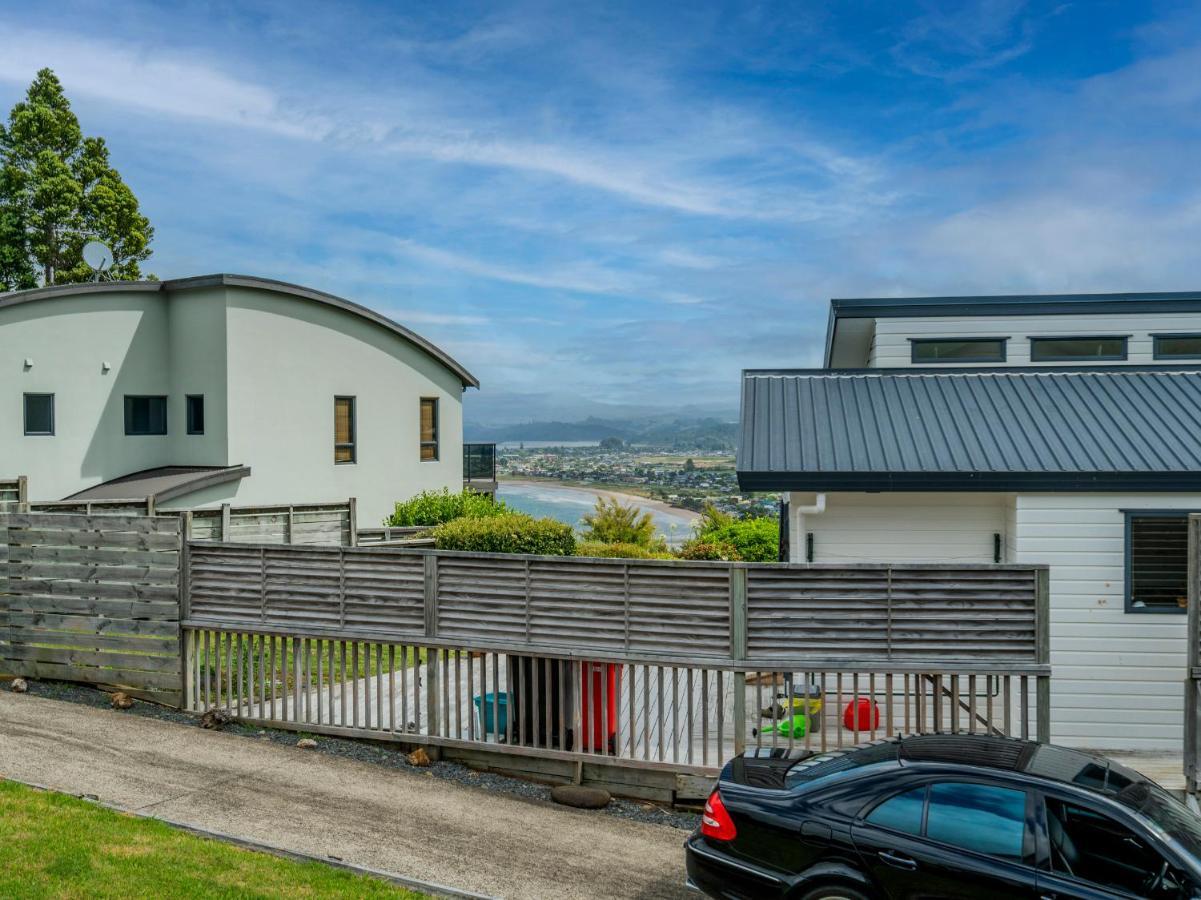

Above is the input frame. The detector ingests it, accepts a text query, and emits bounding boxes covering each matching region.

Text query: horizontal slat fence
[0,512,182,704]
[0,477,27,514]
[182,544,1050,795]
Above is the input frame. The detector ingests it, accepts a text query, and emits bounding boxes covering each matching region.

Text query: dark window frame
[909,337,1008,364]
[420,397,439,462]
[23,392,55,436]
[335,396,356,465]
[1124,509,1195,615]
[1029,335,1129,362]
[123,395,168,436]
[186,394,205,435]
[1152,333,1201,360]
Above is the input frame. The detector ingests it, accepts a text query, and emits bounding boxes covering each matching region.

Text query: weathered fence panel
[181,543,1050,797]
[0,512,182,705]
[0,477,27,514]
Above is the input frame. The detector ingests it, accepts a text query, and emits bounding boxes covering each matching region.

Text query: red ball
[843,696,880,732]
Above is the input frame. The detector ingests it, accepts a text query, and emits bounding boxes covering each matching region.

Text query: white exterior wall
[223,288,464,526]
[788,491,1007,564]
[1011,493,1196,751]
[0,289,173,500]
[867,312,1201,368]
[790,490,1196,752]
[2,283,467,526]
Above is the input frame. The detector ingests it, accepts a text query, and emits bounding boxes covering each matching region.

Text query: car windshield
[785,741,898,789]
[1116,781,1201,859]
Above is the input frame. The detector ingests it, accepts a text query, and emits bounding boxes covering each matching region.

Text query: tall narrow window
[124,395,167,435]
[1127,512,1190,613]
[335,396,356,464]
[23,393,54,436]
[186,395,205,435]
[420,398,439,461]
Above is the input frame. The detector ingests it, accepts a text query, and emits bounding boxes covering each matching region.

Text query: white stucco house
[737,290,1201,751]
[1,274,482,525]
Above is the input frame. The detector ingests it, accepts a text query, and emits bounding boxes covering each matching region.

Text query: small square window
[186,395,205,435]
[420,398,439,461]
[124,395,167,435]
[335,396,356,464]
[23,393,54,435]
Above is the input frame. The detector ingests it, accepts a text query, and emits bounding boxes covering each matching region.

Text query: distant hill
[465,414,738,451]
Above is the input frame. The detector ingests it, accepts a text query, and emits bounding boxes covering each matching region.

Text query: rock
[406,747,431,767]
[10,678,27,694]
[110,692,133,709]
[296,738,318,750]
[200,708,231,729]
[551,784,611,810]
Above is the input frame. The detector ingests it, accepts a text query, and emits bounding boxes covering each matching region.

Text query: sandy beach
[500,478,700,522]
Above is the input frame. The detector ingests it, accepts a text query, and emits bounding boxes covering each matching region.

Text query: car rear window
[785,741,898,789]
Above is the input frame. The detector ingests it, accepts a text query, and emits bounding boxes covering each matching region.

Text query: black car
[685,733,1201,900]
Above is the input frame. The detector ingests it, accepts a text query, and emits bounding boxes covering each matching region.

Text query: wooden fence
[0,512,182,705]
[0,477,27,514]
[182,545,1050,800]
[30,499,356,546]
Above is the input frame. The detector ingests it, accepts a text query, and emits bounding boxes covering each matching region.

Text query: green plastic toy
[760,714,809,739]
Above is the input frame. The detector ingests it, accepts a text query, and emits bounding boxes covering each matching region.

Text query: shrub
[432,513,575,556]
[385,488,509,527]
[581,497,663,548]
[698,517,779,562]
[676,540,742,561]
[575,540,675,560]
[695,503,734,534]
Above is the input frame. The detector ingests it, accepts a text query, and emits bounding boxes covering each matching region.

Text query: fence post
[424,554,439,738]
[180,511,193,710]
[1187,516,1201,791]
[286,506,295,544]
[347,498,358,547]
[730,565,748,756]
[17,475,28,513]
[1035,566,1051,744]
[220,503,231,541]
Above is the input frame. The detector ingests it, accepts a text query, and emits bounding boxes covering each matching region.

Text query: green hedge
[575,540,675,560]
[432,513,576,556]
[676,540,742,561]
[385,488,510,527]
[695,517,779,562]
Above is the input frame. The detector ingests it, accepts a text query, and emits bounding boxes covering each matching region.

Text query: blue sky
[1,1,1199,424]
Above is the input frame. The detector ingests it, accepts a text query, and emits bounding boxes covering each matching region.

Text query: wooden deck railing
[0,477,27,514]
[180,544,1050,797]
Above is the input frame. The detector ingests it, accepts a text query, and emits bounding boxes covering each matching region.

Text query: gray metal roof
[737,367,1201,492]
[0,274,479,388]
[63,465,251,503]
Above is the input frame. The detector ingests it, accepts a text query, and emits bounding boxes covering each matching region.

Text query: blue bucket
[473,692,509,737]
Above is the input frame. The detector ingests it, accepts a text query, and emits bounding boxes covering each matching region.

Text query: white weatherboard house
[1,275,479,525]
[737,291,1201,752]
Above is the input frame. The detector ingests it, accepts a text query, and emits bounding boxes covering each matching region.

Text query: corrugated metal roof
[737,367,1201,491]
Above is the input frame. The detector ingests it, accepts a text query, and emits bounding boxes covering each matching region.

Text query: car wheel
[798,884,872,900]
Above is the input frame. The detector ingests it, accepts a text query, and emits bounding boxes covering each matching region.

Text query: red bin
[579,661,620,753]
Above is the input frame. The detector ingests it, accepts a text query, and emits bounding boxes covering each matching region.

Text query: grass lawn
[0,780,426,899]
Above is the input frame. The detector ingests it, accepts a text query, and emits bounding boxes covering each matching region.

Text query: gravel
[19,678,701,831]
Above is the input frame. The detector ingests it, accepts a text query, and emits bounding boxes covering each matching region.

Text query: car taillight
[701,789,737,841]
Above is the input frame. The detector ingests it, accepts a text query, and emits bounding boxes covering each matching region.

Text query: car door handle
[877,850,918,871]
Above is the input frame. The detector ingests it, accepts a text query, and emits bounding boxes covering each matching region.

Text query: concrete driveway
[0,692,692,899]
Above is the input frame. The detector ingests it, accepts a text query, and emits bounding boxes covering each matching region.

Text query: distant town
[497,439,779,518]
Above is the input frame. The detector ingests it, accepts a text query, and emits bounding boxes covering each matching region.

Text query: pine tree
[0,68,153,289]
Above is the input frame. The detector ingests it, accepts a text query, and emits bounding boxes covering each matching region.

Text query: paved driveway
[0,692,692,899]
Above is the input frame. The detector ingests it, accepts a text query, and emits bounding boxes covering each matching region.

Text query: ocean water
[497,481,697,545]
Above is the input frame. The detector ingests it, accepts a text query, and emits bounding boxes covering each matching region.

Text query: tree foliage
[0,68,153,289]
[581,496,663,548]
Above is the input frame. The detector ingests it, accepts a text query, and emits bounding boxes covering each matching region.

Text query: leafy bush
[575,540,675,560]
[676,540,742,561]
[695,503,734,533]
[581,497,664,548]
[432,513,575,556]
[699,517,779,562]
[385,488,509,527]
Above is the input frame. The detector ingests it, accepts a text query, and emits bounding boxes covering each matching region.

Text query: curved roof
[0,273,479,388]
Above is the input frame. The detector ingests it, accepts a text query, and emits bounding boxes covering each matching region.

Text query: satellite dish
[82,240,112,279]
